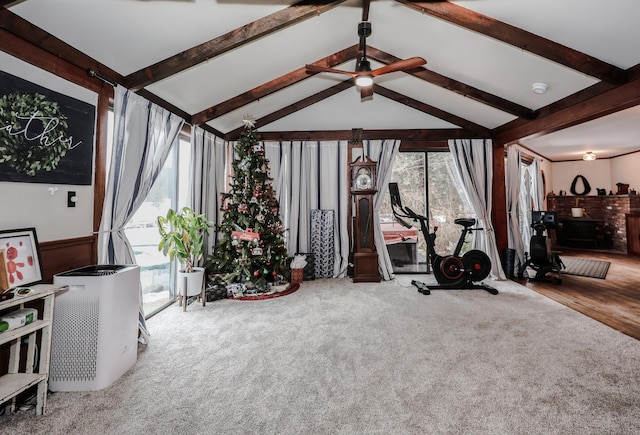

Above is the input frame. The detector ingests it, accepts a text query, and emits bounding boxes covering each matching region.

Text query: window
[380,151,474,274]
[107,109,192,317]
[124,137,191,317]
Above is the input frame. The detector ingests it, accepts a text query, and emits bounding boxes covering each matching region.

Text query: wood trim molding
[39,235,96,283]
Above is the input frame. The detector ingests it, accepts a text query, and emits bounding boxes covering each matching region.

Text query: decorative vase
[177,267,205,298]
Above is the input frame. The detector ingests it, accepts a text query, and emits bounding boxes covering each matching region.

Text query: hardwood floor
[514,248,640,341]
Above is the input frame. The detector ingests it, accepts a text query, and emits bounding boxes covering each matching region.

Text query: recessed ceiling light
[532,82,549,94]
[583,151,596,161]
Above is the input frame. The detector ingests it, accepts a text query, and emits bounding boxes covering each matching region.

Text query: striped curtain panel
[506,146,526,267]
[265,140,350,278]
[448,139,506,280]
[363,139,401,281]
[98,85,184,338]
[189,127,228,263]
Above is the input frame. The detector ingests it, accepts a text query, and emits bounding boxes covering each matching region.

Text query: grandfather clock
[350,156,380,283]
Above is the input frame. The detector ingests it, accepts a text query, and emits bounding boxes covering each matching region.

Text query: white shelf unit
[0,284,65,415]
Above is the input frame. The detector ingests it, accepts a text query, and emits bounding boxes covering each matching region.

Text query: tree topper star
[242,115,256,129]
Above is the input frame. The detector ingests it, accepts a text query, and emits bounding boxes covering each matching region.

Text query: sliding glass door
[380,151,474,274]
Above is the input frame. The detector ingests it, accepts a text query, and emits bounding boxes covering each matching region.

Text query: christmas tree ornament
[242,114,256,129]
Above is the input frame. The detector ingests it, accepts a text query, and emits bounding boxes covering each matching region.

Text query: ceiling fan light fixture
[355,75,374,87]
[583,151,596,161]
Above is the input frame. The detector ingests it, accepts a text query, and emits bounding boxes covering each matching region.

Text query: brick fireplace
[547,194,640,252]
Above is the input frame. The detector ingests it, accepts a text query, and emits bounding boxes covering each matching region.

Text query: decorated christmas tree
[207,117,289,290]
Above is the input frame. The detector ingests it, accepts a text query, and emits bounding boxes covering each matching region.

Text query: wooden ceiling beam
[254,129,482,142]
[373,85,491,135]
[495,71,640,145]
[225,80,354,140]
[366,47,535,119]
[124,0,348,91]
[0,8,124,86]
[192,45,360,125]
[396,0,627,85]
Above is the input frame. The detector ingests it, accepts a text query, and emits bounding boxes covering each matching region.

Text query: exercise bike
[517,211,564,284]
[389,182,498,295]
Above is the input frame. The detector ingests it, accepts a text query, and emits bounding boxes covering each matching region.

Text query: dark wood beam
[225,80,354,139]
[495,73,640,145]
[192,45,360,125]
[124,0,348,91]
[255,129,485,142]
[396,0,627,85]
[399,141,449,151]
[373,85,491,135]
[136,89,197,125]
[0,9,124,87]
[366,46,535,119]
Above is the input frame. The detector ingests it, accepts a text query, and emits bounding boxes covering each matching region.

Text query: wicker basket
[291,268,304,284]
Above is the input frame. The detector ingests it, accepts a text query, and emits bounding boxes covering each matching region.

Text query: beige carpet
[1,276,639,434]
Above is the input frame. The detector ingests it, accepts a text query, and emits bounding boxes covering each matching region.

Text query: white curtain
[363,139,401,281]
[98,85,184,338]
[448,139,506,280]
[531,158,545,210]
[189,127,228,264]
[506,146,525,267]
[265,140,350,278]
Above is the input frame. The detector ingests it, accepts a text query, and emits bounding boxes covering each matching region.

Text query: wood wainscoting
[39,235,97,283]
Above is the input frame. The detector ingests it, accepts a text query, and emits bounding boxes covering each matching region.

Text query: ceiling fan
[305,0,427,98]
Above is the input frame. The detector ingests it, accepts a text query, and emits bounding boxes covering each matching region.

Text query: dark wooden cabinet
[627,214,640,256]
[561,218,602,248]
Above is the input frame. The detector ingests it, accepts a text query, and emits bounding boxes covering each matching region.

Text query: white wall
[551,151,640,196]
[551,159,611,196]
[610,151,640,193]
[0,52,97,242]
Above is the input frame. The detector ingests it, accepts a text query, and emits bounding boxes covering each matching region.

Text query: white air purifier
[50,265,140,391]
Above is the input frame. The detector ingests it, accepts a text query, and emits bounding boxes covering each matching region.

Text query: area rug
[561,257,610,279]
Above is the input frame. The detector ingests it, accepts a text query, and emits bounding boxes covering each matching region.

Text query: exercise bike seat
[454,218,476,228]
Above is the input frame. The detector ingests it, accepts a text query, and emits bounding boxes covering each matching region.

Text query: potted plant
[157,206,213,299]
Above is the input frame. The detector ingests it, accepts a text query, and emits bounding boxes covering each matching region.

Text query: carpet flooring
[561,257,611,279]
[1,277,638,434]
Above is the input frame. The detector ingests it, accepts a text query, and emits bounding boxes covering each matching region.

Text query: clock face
[355,168,372,190]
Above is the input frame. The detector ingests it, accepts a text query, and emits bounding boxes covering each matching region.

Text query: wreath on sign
[569,174,591,196]
[0,92,70,176]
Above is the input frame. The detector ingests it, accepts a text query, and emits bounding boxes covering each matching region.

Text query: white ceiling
[7,0,640,161]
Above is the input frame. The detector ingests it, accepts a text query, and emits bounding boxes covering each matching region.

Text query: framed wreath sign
[0,70,96,185]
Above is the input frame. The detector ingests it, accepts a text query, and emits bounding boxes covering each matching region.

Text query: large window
[380,151,474,274]
[106,110,192,317]
[124,138,191,317]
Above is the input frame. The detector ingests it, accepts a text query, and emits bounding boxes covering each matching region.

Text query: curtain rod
[87,69,116,87]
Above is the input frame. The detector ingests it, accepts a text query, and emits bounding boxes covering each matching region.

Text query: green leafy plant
[157,207,213,273]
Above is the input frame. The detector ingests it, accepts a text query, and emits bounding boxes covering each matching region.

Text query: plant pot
[571,207,584,218]
[178,267,205,297]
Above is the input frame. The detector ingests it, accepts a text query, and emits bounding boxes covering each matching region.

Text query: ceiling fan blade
[371,57,427,76]
[362,0,371,22]
[360,85,374,99]
[305,64,356,77]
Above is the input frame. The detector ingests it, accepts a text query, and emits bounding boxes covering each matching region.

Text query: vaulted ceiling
[2,0,640,161]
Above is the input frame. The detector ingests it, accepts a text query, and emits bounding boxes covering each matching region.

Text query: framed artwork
[0,228,44,291]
